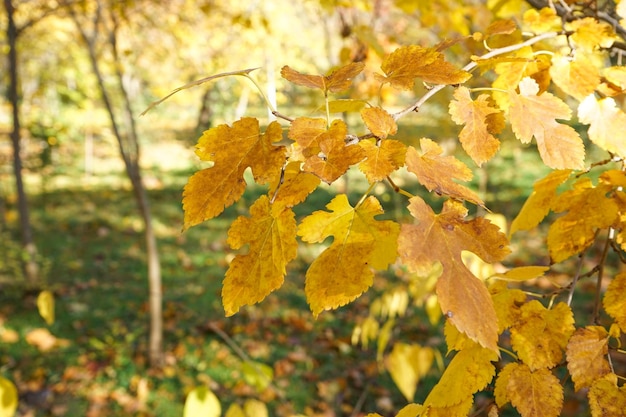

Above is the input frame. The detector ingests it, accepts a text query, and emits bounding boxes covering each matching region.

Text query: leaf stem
[566,252,585,306]
[499,346,518,360]
[356,182,377,208]
[385,176,415,199]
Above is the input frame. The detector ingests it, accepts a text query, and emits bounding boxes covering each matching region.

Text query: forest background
[1,0,626,416]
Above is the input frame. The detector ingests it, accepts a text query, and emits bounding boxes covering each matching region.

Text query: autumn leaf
[378,45,471,90]
[485,19,517,36]
[361,107,398,139]
[523,7,561,32]
[550,54,600,101]
[492,266,549,282]
[0,377,18,417]
[183,118,286,229]
[290,118,364,183]
[422,397,473,417]
[423,345,498,408]
[510,169,571,235]
[281,62,365,94]
[405,138,484,206]
[449,87,504,166]
[566,326,611,392]
[567,17,616,51]
[604,272,626,332]
[183,386,221,417]
[37,290,55,325]
[358,139,407,183]
[495,362,563,417]
[386,343,434,401]
[510,301,575,370]
[490,280,527,334]
[578,95,626,159]
[222,196,297,316]
[547,177,618,262]
[298,194,399,316]
[588,375,626,417]
[508,77,585,170]
[269,161,320,211]
[398,197,510,352]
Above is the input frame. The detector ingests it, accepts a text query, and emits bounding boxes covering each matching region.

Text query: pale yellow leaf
[492,266,549,281]
[386,343,434,401]
[567,17,616,51]
[396,403,423,417]
[578,95,626,159]
[550,54,600,101]
[37,290,55,325]
[183,386,221,417]
[243,399,268,417]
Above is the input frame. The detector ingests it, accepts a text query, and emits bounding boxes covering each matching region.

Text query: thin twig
[349,382,371,417]
[592,230,613,324]
[567,253,585,306]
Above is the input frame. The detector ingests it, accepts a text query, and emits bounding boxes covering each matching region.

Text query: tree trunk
[4,0,39,286]
[69,3,164,368]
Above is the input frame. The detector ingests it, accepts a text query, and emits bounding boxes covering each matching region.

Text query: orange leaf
[566,326,611,392]
[290,119,364,183]
[378,45,471,90]
[588,375,626,417]
[281,62,365,94]
[298,195,399,316]
[183,118,286,229]
[510,169,572,235]
[423,345,498,408]
[547,178,618,262]
[508,77,585,170]
[604,272,626,332]
[578,95,626,159]
[222,196,297,316]
[361,107,398,139]
[485,19,517,36]
[406,138,484,206]
[495,362,563,417]
[358,139,407,183]
[269,161,320,211]
[449,87,504,166]
[398,197,510,352]
[510,301,575,370]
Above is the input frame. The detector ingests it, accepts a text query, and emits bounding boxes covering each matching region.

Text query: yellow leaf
[358,139,407,183]
[183,386,221,417]
[37,290,55,325]
[550,54,600,101]
[222,196,297,316]
[183,118,286,229]
[604,272,626,332]
[269,161,320,211]
[241,361,273,392]
[294,119,364,183]
[508,77,585,170]
[567,17,616,52]
[547,178,618,262]
[588,375,626,417]
[243,399,268,417]
[510,169,571,235]
[490,280,526,333]
[378,45,471,90]
[298,194,399,316]
[444,319,479,352]
[492,266,549,281]
[281,62,365,93]
[0,376,18,417]
[495,362,563,417]
[361,107,398,139]
[492,46,538,110]
[406,139,484,207]
[225,404,246,417]
[566,326,611,392]
[485,19,517,36]
[523,7,561,32]
[510,301,575,370]
[396,403,423,417]
[422,397,473,417]
[386,343,434,401]
[325,99,368,113]
[449,87,504,166]
[424,345,498,408]
[399,197,510,352]
[578,95,626,159]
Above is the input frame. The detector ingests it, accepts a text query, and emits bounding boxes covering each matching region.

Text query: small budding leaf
[508,77,585,170]
[281,62,365,94]
[378,45,471,90]
[398,197,510,352]
[406,138,484,207]
[298,194,399,316]
[183,118,285,230]
[449,86,504,166]
[495,362,563,417]
[222,196,297,316]
[566,326,611,392]
[510,301,575,370]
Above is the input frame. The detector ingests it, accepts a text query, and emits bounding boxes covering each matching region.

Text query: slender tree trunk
[4,0,39,286]
[69,4,163,367]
